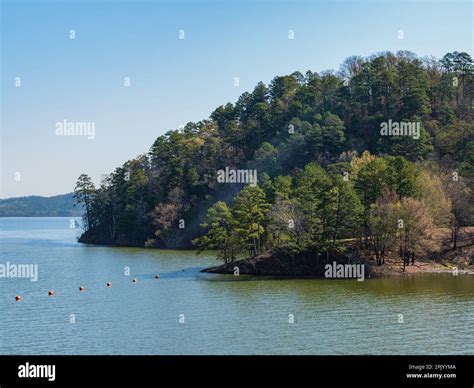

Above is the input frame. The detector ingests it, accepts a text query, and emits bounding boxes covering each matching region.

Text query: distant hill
[0,193,83,217]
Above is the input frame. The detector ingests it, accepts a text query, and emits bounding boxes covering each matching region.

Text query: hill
[0,193,83,217]
[74,51,473,256]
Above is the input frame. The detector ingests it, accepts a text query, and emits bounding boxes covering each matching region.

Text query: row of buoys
[15,275,160,301]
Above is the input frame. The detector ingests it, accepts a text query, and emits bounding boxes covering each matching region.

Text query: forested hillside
[0,193,83,217]
[74,51,473,263]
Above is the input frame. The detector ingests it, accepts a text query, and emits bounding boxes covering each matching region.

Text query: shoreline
[79,226,473,279]
[201,228,474,278]
[200,258,474,280]
[201,257,474,278]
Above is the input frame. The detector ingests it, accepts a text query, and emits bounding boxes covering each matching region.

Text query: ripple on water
[1,218,473,355]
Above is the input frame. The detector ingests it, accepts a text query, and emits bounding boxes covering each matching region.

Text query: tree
[368,187,399,265]
[440,52,474,119]
[193,201,237,263]
[232,186,270,257]
[74,174,96,231]
[272,175,293,200]
[277,118,322,171]
[416,169,452,227]
[384,156,419,198]
[267,198,306,254]
[397,59,431,118]
[295,163,335,252]
[354,158,388,239]
[321,113,346,154]
[397,197,434,270]
[443,175,472,249]
[350,150,376,178]
[329,175,363,247]
[248,142,279,177]
[150,203,179,246]
[378,121,434,161]
[431,120,474,172]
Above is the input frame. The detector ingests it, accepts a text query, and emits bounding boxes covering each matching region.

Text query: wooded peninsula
[74,51,474,276]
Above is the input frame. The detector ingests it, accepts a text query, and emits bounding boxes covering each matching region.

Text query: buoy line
[13,274,161,302]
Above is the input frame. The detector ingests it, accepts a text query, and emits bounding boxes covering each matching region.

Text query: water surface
[1,217,473,354]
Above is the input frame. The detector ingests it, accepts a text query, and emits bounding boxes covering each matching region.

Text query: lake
[1,217,473,355]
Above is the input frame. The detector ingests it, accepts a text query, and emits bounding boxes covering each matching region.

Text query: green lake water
[1,217,473,354]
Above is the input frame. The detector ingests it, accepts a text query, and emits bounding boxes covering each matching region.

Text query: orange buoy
[15,295,21,301]
[132,278,137,283]
[107,282,112,287]
[48,291,54,296]
[79,286,85,291]
[155,275,160,279]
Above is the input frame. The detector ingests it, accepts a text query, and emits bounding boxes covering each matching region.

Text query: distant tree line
[0,193,83,217]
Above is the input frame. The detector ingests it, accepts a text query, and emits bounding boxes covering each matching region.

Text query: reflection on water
[0,218,473,355]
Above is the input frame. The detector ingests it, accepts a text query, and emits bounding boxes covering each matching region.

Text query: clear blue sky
[1,0,472,198]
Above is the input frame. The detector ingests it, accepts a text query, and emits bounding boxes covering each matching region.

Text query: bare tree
[368,187,399,265]
[443,177,472,249]
[268,198,307,254]
[397,197,434,271]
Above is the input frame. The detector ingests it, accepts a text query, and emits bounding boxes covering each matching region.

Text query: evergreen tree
[193,201,237,263]
[74,174,96,231]
[232,186,270,257]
